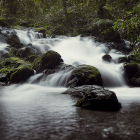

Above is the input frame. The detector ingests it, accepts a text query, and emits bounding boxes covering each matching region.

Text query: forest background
[0,0,140,45]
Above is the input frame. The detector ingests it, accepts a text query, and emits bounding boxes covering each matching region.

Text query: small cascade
[28,67,73,87]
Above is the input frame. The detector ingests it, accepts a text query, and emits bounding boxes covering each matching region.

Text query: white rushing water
[1,28,140,140]
[0,28,127,88]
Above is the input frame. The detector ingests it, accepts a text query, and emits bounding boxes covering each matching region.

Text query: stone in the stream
[67,65,103,88]
[124,63,140,86]
[62,85,121,111]
[7,30,23,48]
[32,50,63,73]
[10,65,34,83]
[102,54,112,62]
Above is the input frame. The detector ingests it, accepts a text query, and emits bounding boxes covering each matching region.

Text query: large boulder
[32,50,63,73]
[62,85,121,111]
[67,65,103,88]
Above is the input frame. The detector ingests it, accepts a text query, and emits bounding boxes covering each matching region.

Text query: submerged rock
[62,85,121,111]
[32,50,63,73]
[67,65,103,88]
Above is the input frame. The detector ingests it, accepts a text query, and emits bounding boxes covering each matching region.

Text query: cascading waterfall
[1,28,140,140]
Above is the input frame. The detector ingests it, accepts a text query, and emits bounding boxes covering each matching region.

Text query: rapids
[0,28,140,140]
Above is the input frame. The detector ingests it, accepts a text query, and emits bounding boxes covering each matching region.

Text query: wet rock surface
[67,65,103,88]
[62,85,121,111]
[124,63,140,86]
[102,54,112,62]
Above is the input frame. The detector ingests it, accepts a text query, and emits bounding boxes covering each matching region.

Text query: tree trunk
[62,0,73,35]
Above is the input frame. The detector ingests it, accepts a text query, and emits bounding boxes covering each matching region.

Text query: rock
[124,63,139,79]
[62,85,121,111]
[0,57,34,83]
[10,65,34,83]
[92,19,122,43]
[102,54,112,62]
[16,47,34,58]
[7,31,23,48]
[32,50,63,73]
[35,28,46,38]
[9,47,18,57]
[67,65,103,88]
[118,57,129,63]
[124,63,140,86]
[0,74,8,83]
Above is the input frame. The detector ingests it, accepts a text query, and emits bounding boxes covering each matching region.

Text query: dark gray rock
[62,85,121,111]
[102,54,112,62]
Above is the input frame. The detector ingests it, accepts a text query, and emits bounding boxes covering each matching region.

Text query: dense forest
[0,0,140,45]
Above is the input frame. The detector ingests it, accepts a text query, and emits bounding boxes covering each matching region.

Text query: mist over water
[0,29,140,140]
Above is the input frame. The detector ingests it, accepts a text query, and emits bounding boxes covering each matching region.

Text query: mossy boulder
[10,65,34,83]
[67,65,103,87]
[9,47,18,57]
[62,85,121,111]
[0,57,33,83]
[32,50,63,73]
[35,27,47,38]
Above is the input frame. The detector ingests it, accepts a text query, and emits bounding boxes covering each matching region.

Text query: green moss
[73,65,101,83]
[10,64,33,83]
[32,50,62,73]
[0,57,31,74]
[9,47,17,57]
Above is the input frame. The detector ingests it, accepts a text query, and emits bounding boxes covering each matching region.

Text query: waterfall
[0,27,126,87]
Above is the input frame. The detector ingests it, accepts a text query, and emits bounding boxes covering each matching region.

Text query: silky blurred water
[0,29,140,140]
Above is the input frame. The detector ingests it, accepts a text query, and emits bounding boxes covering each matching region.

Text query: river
[0,28,140,140]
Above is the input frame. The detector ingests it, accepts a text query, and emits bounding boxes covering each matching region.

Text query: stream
[0,28,140,140]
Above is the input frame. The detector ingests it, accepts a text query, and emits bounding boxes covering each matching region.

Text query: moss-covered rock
[62,85,121,111]
[32,50,63,73]
[92,19,121,42]
[35,27,46,38]
[0,57,33,83]
[10,64,34,83]
[67,65,103,87]
[9,47,18,57]
[7,34,23,48]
